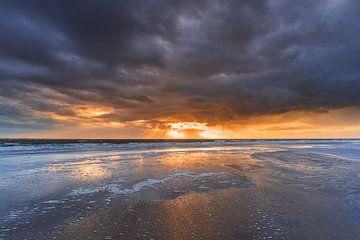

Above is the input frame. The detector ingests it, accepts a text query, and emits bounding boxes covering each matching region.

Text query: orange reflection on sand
[160,190,243,239]
[47,162,110,181]
[156,147,253,171]
[158,151,220,171]
[161,193,215,240]
[71,162,110,181]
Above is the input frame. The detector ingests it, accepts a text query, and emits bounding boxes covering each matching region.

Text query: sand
[1,140,360,239]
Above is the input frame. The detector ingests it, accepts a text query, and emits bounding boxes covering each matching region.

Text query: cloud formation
[1,0,360,137]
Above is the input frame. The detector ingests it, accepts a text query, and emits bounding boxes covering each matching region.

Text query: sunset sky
[1,0,360,139]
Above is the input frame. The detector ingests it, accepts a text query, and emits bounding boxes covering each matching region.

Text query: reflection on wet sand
[72,163,110,181]
[1,140,360,239]
[162,193,215,240]
[160,189,269,240]
[161,192,222,240]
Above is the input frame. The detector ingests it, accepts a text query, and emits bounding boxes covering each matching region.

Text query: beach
[1,140,360,239]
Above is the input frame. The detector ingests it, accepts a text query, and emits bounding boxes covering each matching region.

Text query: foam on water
[71,171,229,196]
[43,200,65,204]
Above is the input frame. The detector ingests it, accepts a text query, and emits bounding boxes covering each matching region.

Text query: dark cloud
[1,0,360,132]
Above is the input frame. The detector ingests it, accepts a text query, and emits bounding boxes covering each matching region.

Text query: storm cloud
[1,0,360,135]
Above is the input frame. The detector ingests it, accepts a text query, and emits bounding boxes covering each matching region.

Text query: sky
[0,0,360,139]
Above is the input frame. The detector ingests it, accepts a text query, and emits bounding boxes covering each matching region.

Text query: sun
[166,122,208,139]
[168,129,186,138]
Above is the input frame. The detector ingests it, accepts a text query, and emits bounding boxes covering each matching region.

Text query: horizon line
[1,138,359,141]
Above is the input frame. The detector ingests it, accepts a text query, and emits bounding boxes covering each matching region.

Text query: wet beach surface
[1,140,360,239]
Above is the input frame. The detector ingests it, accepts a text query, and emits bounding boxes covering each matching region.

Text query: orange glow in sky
[12,106,360,139]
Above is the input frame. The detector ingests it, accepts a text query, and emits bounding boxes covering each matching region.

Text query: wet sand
[1,140,360,239]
